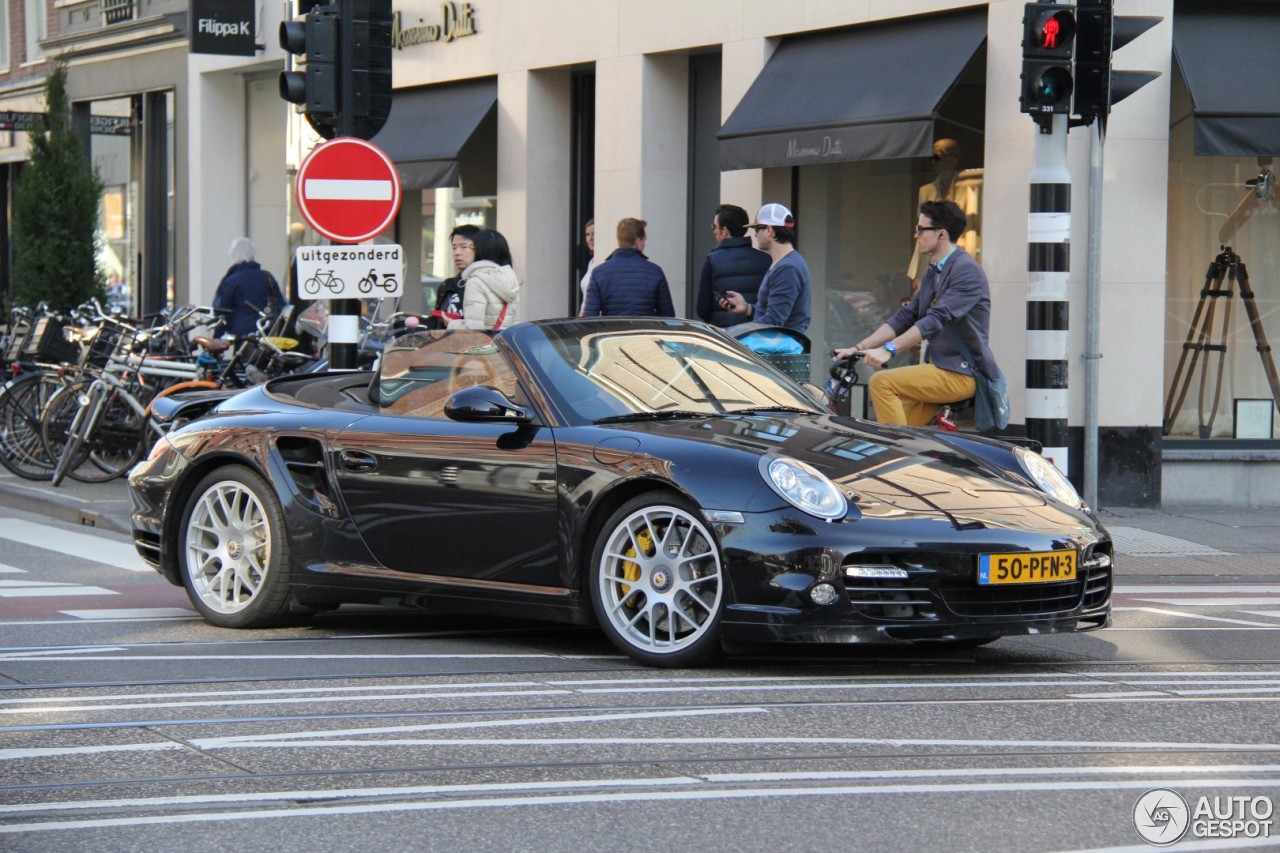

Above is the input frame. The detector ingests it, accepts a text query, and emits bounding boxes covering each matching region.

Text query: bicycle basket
[3,316,33,363]
[26,315,80,364]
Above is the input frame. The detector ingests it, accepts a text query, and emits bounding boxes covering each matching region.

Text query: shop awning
[1173,1,1280,157]
[718,9,986,170]
[371,77,497,190]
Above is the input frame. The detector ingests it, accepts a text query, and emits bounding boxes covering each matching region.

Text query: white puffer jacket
[449,260,521,331]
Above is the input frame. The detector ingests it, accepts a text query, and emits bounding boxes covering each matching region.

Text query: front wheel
[589,493,725,667]
[179,465,295,628]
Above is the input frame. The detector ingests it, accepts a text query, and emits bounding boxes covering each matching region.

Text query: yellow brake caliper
[620,525,656,603]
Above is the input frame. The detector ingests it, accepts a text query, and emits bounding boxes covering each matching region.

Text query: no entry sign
[295,137,402,244]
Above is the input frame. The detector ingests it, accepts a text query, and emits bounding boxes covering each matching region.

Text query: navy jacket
[695,237,771,327]
[583,247,675,317]
[887,247,1001,380]
[213,261,285,338]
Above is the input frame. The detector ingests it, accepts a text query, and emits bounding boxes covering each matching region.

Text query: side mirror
[444,385,531,423]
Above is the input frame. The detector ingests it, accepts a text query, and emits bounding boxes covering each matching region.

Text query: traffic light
[1021,3,1075,114]
[278,0,393,140]
[1072,0,1161,133]
[1020,3,1076,115]
[279,4,341,138]
[341,0,393,140]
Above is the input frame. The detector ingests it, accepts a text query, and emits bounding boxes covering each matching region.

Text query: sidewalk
[0,471,1276,579]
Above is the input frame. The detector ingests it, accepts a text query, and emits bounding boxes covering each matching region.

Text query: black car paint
[130,318,1112,645]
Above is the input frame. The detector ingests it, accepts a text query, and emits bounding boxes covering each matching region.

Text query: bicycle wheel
[75,384,147,482]
[42,380,96,487]
[0,372,62,480]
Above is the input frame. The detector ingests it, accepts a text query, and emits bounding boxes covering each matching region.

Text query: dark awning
[718,9,986,170]
[1173,1,1280,156]
[371,77,497,190]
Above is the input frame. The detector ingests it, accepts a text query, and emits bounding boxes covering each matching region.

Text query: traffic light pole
[328,1,363,373]
[1027,113,1071,477]
[1082,122,1104,508]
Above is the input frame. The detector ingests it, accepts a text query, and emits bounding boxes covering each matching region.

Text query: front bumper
[711,506,1112,645]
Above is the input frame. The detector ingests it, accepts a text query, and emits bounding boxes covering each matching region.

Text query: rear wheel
[179,465,294,628]
[590,493,725,667]
[0,373,62,480]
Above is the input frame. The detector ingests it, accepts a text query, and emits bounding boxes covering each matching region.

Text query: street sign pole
[293,136,402,371]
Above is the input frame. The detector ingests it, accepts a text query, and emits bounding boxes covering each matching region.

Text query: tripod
[1164,247,1280,437]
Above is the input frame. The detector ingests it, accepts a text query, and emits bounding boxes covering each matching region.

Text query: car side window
[377,330,528,419]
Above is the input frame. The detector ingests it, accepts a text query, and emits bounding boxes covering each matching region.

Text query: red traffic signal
[1021,3,1076,114]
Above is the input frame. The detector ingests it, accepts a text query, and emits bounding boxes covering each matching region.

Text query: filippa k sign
[189,0,256,57]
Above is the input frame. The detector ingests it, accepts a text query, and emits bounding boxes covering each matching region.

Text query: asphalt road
[2,505,1280,852]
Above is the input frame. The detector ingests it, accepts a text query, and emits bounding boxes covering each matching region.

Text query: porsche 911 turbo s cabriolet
[129,318,1112,667]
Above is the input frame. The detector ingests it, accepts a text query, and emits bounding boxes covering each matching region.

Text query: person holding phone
[695,204,771,328]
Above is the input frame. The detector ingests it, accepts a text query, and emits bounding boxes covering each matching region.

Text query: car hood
[607,412,1061,518]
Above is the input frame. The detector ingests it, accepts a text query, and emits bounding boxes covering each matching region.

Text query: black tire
[0,372,61,480]
[589,493,725,668]
[178,465,295,628]
[41,380,95,487]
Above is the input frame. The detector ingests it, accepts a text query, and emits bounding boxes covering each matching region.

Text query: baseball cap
[748,203,795,228]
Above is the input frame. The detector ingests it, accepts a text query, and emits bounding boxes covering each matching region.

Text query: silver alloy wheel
[185,480,272,614]
[597,504,723,656]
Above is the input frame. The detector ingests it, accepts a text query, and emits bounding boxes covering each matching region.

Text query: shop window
[419,186,494,310]
[1164,74,1280,440]
[794,142,984,390]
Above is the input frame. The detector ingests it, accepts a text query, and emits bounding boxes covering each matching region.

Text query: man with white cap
[719,203,811,333]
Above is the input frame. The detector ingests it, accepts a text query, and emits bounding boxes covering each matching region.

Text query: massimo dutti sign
[393,2,477,50]
[189,0,256,56]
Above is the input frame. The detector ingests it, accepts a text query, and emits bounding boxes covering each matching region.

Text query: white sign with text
[295,244,404,300]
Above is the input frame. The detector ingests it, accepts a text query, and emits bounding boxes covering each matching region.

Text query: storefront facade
[57,0,1272,507]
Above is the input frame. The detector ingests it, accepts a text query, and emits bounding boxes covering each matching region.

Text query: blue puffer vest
[585,247,674,317]
[701,237,771,327]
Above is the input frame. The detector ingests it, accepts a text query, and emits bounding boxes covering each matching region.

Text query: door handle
[339,449,378,473]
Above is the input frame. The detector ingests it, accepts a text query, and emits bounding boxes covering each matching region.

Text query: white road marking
[59,608,196,619]
[0,581,116,597]
[1115,585,1280,594]
[0,646,125,660]
[0,742,186,761]
[3,764,1275,816]
[7,778,1280,834]
[1135,598,1280,607]
[190,707,768,749]
[0,562,25,573]
[0,519,144,571]
[1137,607,1280,627]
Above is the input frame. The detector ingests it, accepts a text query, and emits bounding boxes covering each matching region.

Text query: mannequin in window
[907,139,982,290]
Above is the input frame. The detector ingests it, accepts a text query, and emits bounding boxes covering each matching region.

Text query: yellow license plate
[978,550,1077,585]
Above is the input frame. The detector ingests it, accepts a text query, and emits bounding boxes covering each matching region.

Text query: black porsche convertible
[128,317,1111,667]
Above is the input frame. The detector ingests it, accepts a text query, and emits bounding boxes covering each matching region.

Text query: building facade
[9,0,1279,507]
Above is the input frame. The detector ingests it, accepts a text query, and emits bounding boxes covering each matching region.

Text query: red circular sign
[295,137,402,244]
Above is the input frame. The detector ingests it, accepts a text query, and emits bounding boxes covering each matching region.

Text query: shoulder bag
[941,326,1010,432]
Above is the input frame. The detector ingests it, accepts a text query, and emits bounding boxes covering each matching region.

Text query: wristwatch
[882,341,898,358]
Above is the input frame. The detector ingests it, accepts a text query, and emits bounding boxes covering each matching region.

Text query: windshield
[513,320,822,424]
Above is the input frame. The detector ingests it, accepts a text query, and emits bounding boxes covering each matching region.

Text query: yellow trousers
[868,363,978,426]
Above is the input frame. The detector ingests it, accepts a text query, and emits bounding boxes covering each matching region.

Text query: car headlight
[760,455,847,521]
[1014,446,1082,507]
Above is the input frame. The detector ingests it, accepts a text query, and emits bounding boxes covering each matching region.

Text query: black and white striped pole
[1027,112,1071,475]
[1020,2,1076,476]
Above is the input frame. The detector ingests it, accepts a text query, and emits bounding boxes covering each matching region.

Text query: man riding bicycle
[833,200,1002,426]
